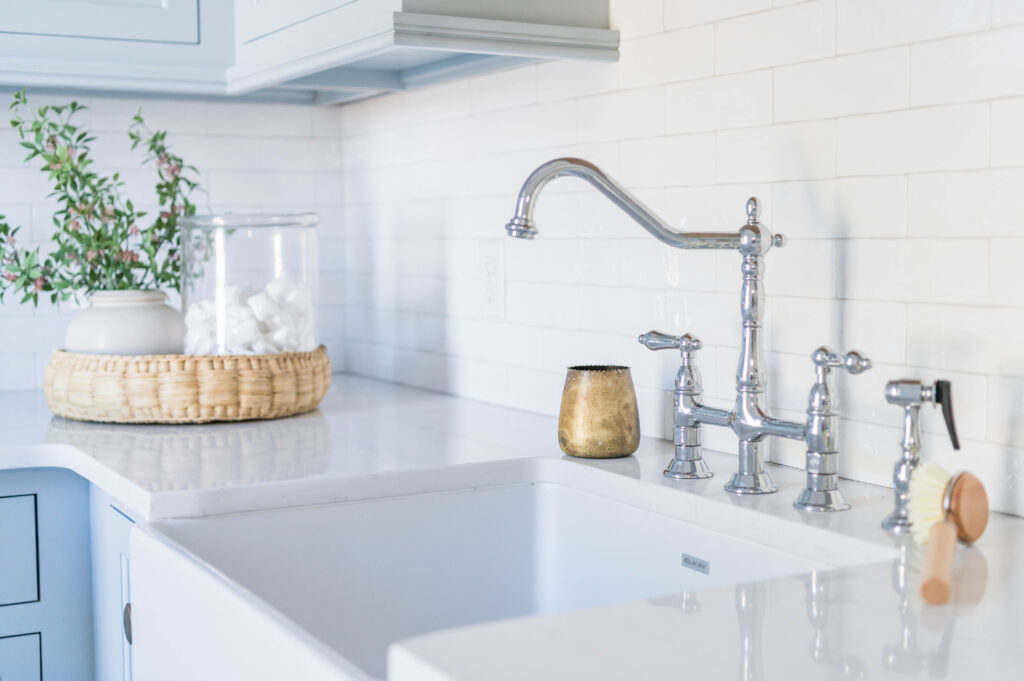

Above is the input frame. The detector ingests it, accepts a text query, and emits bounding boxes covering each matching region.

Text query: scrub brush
[907,462,989,604]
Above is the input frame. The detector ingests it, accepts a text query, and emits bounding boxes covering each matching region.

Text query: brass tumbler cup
[558,365,641,458]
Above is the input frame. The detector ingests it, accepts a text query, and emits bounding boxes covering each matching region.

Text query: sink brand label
[681,552,710,575]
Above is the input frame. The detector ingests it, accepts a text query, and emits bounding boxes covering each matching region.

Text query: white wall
[0,96,346,384]
[335,0,1024,514]
[2,0,1022,515]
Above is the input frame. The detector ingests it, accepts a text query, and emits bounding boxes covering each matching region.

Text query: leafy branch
[0,90,201,306]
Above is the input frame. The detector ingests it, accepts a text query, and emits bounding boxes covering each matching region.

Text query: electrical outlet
[479,240,505,320]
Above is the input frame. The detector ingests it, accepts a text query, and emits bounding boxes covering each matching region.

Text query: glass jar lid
[182,213,319,230]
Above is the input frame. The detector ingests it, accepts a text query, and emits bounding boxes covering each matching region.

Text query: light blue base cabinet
[0,467,136,681]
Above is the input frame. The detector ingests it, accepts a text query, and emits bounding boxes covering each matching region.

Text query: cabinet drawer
[0,496,38,607]
[0,633,42,681]
[0,0,199,44]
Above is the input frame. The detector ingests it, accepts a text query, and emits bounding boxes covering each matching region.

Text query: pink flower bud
[33,277,45,292]
[85,250,98,262]
[3,271,16,282]
[69,220,80,231]
[129,223,139,236]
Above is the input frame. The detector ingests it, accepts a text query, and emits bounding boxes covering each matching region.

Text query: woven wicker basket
[44,346,330,424]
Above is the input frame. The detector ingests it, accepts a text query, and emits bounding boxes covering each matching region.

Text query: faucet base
[881,512,913,533]
[664,457,713,480]
[793,487,850,512]
[724,472,777,495]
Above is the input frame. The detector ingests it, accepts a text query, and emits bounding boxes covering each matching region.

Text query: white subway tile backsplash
[0,168,53,204]
[771,297,906,364]
[666,290,740,348]
[987,376,1024,447]
[536,59,618,102]
[836,0,990,53]
[609,0,663,39]
[837,239,989,304]
[206,170,317,206]
[994,0,1024,26]
[907,304,1024,377]
[664,0,772,29]
[618,27,715,89]
[837,104,989,175]
[990,239,1024,308]
[716,0,836,74]
[774,48,909,121]
[577,285,667,335]
[992,98,1024,167]
[506,281,581,329]
[666,71,772,134]
[665,183,773,231]
[577,88,665,143]
[620,133,716,187]
[717,121,837,182]
[909,169,1024,237]
[0,354,39,392]
[772,176,907,239]
[766,239,837,298]
[911,27,1024,106]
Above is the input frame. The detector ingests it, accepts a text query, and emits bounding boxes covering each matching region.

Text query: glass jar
[181,213,319,355]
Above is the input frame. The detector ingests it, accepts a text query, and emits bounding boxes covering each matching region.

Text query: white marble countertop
[0,375,568,519]
[1,374,1021,679]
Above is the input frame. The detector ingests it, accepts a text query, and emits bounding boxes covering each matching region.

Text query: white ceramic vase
[64,290,185,355]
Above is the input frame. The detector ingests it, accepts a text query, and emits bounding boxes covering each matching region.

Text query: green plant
[0,90,200,306]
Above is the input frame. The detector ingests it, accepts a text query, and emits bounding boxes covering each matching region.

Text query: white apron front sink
[131,457,895,681]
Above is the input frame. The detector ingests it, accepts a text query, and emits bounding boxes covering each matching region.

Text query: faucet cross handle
[638,331,702,356]
[811,348,872,375]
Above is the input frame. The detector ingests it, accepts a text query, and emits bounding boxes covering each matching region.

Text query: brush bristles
[908,462,953,545]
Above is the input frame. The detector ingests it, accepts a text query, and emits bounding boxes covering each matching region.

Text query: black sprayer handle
[934,380,960,450]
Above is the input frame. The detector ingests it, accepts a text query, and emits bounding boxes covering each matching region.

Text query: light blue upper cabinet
[0,1,233,96]
[0,0,199,43]
[0,0,618,104]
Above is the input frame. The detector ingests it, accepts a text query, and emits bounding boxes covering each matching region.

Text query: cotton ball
[251,339,280,354]
[247,291,283,324]
[220,286,244,306]
[271,327,298,351]
[265,277,296,304]
[226,314,262,353]
[185,327,215,355]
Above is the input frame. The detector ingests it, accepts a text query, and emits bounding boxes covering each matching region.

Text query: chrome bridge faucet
[505,158,872,511]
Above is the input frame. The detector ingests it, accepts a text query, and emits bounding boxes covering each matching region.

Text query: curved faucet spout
[506,158,743,249]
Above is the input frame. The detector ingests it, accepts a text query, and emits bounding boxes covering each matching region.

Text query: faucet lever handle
[638,331,702,355]
[934,380,961,450]
[811,347,872,374]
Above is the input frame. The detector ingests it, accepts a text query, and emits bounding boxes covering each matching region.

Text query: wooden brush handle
[921,518,958,604]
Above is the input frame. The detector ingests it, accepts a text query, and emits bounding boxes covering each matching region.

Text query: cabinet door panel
[0,0,199,43]
[0,632,42,681]
[0,495,38,607]
[91,488,135,681]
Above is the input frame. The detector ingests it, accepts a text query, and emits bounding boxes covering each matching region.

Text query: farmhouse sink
[131,457,896,681]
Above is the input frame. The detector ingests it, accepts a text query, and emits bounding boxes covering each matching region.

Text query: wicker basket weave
[44,346,330,424]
